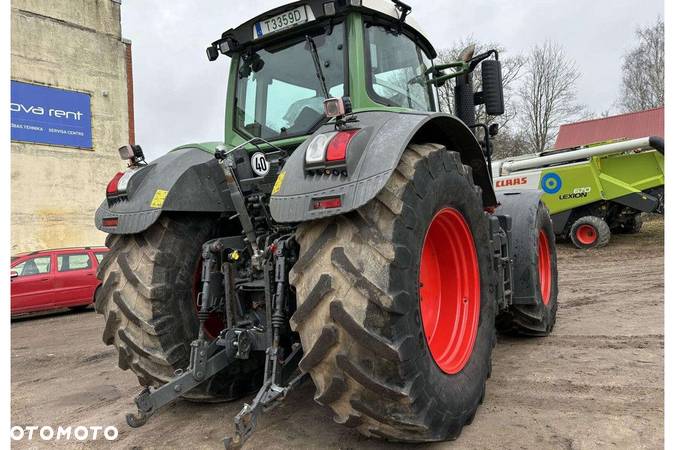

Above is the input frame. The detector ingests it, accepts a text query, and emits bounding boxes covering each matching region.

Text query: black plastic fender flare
[95,147,234,234]
[495,189,548,306]
[270,111,497,223]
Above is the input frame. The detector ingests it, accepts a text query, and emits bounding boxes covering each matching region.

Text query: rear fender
[496,189,545,305]
[95,147,233,234]
[269,111,496,223]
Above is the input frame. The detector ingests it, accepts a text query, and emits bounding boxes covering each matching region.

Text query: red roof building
[554,107,664,149]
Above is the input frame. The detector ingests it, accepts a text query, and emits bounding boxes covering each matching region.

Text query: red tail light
[106,172,125,197]
[325,129,360,162]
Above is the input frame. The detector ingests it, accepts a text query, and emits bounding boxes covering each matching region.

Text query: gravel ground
[11,217,663,449]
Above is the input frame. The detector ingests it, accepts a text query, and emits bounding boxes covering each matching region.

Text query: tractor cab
[206,0,503,151]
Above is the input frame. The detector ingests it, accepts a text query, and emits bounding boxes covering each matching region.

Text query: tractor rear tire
[290,144,495,442]
[569,216,610,249]
[496,202,558,336]
[95,215,263,402]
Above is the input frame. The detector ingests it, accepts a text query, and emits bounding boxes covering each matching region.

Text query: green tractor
[95,1,558,446]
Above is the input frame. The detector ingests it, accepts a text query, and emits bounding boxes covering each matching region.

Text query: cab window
[365,24,435,111]
[57,254,92,272]
[13,256,51,277]
[234,22,346,140]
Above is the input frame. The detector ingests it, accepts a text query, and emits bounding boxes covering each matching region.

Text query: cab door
[52,252,96,307]
[11,255,55,314]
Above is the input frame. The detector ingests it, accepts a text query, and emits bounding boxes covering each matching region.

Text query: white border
[664,1,672,446]
[2,0,12,440]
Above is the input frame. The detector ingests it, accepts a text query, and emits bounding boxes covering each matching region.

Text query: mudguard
[95,147,233,234]
[269,111,496,223]
[495,189,545,305]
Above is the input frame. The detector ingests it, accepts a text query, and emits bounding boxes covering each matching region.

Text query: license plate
[254,6,308,39]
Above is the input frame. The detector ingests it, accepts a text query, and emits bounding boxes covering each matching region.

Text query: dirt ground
[11,217,664,449]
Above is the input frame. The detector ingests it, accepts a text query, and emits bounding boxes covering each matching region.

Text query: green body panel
[595,150,664,197]
[539,149,664,215]
[539,163,604,214]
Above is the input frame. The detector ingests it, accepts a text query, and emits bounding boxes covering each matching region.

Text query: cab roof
[213,0,436,59]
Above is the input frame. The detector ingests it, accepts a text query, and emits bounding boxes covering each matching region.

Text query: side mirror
[10,271,18,279]
[481,60,505,116]
[206,45,219,62]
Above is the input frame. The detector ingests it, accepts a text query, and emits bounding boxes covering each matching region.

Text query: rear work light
[305,129,360,167]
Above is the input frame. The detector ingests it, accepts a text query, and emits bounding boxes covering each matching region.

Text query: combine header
[493,137,664,248]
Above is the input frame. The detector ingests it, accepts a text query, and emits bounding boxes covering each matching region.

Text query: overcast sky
[121,0,663,161]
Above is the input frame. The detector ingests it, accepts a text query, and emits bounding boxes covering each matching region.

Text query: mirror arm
[468,49,499,71]
[426,61,469,86]
[428,61,468,73]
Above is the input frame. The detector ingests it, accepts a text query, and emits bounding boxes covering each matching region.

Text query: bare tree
[518,41,584,152]
[491,129,531,160]
[436,38,525,130]
[619,17,664,112]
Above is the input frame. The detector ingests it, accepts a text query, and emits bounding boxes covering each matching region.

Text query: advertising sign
[10,81,93,149]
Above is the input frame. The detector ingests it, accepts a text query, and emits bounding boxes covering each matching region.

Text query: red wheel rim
[538,230,552,305]
[192,258,225,340]
[419,208,480,375]
[576,224,597,245]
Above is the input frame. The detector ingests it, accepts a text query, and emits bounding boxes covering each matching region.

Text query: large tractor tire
[95,215,263,402]
[569,215,611,249]
[290,144,495,442]
[496,202,558,336]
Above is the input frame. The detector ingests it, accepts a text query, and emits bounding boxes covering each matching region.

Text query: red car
[10,246,109,316]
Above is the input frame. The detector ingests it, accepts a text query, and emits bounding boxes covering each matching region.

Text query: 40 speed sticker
[541,173,562,194]
[251,152,269,177]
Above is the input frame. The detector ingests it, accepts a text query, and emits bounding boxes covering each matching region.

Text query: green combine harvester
[492,136,664,248]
